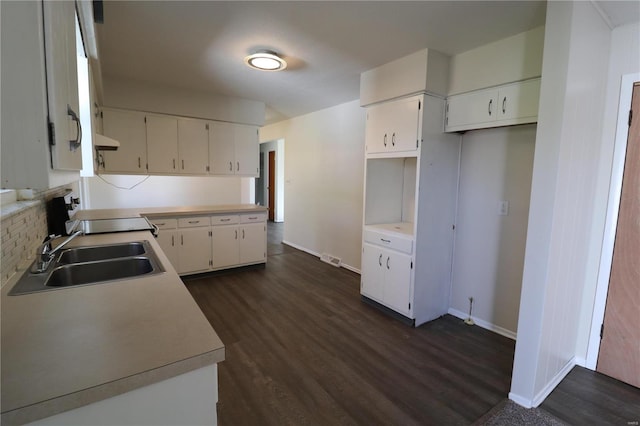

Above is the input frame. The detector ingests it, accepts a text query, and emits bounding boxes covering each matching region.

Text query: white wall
[82,175,242,210]
[260,100,365,271]
[510,0,612,408]
[581,22,640,366]
[448,26,545,95]
[450,125,536,337]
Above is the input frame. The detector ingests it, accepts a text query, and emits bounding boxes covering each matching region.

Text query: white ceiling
[96,1,551,124]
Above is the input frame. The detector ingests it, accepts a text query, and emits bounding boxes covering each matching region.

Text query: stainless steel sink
[46,257,155,287]
[8,240,165,295]
[57,242,146,264]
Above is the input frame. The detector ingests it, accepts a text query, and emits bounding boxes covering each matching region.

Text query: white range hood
[94,133,120,151]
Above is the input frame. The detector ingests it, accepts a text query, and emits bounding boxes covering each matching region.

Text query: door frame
[268,150,276,221]
[586,73,640,369]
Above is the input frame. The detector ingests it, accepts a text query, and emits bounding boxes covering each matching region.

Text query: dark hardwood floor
[185,222,640,425]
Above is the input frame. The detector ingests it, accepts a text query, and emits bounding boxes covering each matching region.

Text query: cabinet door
[361,243,384,302]
[383,250,412,316]
[178,228,211,274]
[497,79,541,121]
[365,105,389,154]
[211,225,240,268]
[43,0,82,171]
[446,89,498,130]
[156,230,179,270]
[178,119,209,174]
[239,223,266,264]
[146,115,178,173]
[234,125,259,176]
[102,109,147,173]
[209,121,235,175]
[387,98,421,153]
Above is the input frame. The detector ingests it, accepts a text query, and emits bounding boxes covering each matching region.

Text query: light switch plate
[498,201,509,216]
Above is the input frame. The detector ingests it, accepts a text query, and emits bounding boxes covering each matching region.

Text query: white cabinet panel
[178,228,211,274]
[147,115,178,173]
[156,229,179,269]
[383,250,412,316]
[43,0,82,171]
[445,78,540,132]
[211,225,240,268]
[239,222,266,264]
[178,119,209,174]
[361,243,385,302]
[101,109,147,173]
[209,121,235,175]
[234,124,259,176]
[365,97,421,155]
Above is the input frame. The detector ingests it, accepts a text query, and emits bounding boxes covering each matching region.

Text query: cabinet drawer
[364,229,413,254]
[240,213,267,223]
[178,216,211,228]
[148,218,177,230]
[211,215,240,225]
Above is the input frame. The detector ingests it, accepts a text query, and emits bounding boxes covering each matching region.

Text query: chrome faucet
[31,230,83,273]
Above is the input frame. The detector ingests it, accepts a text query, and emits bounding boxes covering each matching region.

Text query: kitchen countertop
[74,203,268,220]
[1,229,225,424]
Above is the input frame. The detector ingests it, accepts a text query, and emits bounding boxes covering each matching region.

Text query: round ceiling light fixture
[244,51,287,71]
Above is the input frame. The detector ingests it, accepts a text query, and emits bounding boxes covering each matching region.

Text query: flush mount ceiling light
[244,51,287,71]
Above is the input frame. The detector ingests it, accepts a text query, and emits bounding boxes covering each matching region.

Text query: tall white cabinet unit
[359,49,461,326]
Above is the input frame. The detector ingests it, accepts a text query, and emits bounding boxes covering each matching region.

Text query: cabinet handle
[391,133,396,147]
[156,222,165,226]
[235,230,238,239]
[237,161,240,172]
[380,238,391,243]
[221,218,231,222]
[171,235,174,246]
[383,133,387,147]
[181,235,184,245]
[242,229,245,239]
[502,96,507,114]
[188,220,200,224]
[173,159,176,169]
[138,157,141,168]
[386,257,390,270]
[67,105,82,151]
[379,254,382,266]
[248,216,257,220]
[488,99,493,116]
[229,161,233,171]
[182,159,185,170]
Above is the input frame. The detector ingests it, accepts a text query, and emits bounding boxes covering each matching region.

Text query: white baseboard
[447,308,517,340]
[508,392,533,408]
[532,357,576,407]
[575,356,587,368]
[281,240,360,274]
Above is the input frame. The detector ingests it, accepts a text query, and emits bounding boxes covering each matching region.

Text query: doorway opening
[255,139,285,222]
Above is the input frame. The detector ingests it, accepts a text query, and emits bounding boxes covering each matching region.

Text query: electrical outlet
[498,201,509,216]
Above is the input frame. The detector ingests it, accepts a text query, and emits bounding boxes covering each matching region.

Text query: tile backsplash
[1,186,73,284]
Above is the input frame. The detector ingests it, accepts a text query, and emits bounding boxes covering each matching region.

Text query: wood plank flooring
[185,223,515,425]
[185,222,640,425]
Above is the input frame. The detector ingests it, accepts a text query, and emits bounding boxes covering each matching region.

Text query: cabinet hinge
[629,109,633,126]
[47,121,56,146]
[600,323,604,339]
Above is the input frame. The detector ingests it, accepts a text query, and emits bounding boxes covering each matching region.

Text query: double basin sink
[9,241,165,295]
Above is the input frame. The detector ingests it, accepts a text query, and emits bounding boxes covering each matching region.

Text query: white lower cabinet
[361,243,412,316]
[148,211,266,276]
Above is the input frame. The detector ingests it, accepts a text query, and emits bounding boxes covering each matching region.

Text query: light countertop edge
[74,204,268,220]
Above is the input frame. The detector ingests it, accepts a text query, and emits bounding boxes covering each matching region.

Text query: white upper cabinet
[365,97,421,155]
[209,122,259,176]
[43,0,82,171]
[101,109,147,173]
[146,115,178,173]
[445,78,541,132]
[178,119,209,174]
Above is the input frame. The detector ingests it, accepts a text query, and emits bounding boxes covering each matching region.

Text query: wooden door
[597,82,640,388]
[268,151,276,221]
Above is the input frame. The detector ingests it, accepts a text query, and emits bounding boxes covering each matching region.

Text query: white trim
[575,357,587,368]
[447,307,517,340]
[508,392,533,409]
[282,241,360,274]
[586,73,640,369]
[532,357,576,407]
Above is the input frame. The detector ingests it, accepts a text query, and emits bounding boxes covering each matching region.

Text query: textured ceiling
[96,1,548,124]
